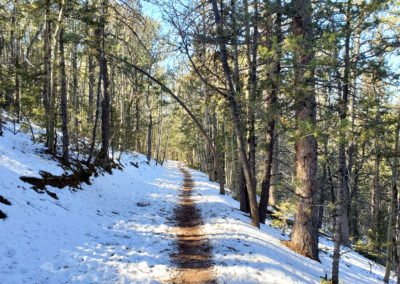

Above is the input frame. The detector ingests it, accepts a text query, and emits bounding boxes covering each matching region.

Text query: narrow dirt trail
[170,168,215,284]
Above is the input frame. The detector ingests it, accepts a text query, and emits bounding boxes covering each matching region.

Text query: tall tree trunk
[10,0,20,120]
[71,41,79,150]
[43,0,55,153]
[269,134,280,206]
[160,122,171,166]
[87,23,103,165]
[286,0,319,260]
[210,0,259,227]
[332,179,343,284]
[231,0,246,205]
[88,54,95,126]
[47,1,64,155]
[384,114,399,282]
[58,0,68,164]
[155,102,163,165]
[244,0,259,182]
[337,0,352,246]
[98,0,110,166]
[12,1,20,123]
[146,89,152,163]
[259,0,282,224]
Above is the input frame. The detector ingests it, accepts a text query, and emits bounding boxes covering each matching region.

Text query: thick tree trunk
[286,0,319,261]
[239,164,250,213]
[269,136,279,206]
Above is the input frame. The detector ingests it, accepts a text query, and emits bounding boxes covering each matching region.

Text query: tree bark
[244,0,259,183]
[337,0,352,246]
[259,0,282,224]
[43,0,54,153]
[210,0,259,227]
[98,0,111,167]
[384,114,399,282]
[146,88,152,163]
[286,0,319,260]
[58,2,69,164]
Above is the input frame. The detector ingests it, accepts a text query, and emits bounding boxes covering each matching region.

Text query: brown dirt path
[170,168,215,284]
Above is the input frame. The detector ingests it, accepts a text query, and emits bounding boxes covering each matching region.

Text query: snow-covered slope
[190,170,392,283]
[0,121,180,283]
[0,121,393,283]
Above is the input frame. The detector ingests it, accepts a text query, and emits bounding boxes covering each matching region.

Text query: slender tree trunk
[259,0,282,224]
[135,96,140,151]
[210,0,259,227]
[337,1,352,246]
[160,123,171,166]
[372,138,381,248]
[47,3,64,155]
[98,0,110,166]
[231,0,246,205]
[155,103,163,165]
[286,0,319,260]
[59,5,69,164]
[146,89,152,163]
[244,0,259,182]
[71,41,79,149]
[0,33,3,136]
[13,1,20,123]
[43,0,54,152]
[332,179,343,283]
[87,26,103,165]
[88,54,95,126]
[384,116,399,282]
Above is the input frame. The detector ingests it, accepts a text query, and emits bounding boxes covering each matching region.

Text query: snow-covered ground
[0,120,394,283]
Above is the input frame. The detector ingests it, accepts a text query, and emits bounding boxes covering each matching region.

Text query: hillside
[0,120,393,283]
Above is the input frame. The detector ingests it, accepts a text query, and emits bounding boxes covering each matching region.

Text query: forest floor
[0,119,395,283]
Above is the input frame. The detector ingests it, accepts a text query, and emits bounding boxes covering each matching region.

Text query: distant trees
[159,0,400,281]
[0,0,399,282]
[0,0,163,167]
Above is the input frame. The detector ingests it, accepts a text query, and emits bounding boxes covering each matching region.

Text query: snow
[0,120,394,283]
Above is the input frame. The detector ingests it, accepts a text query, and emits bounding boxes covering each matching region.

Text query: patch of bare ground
[170,168,215,284]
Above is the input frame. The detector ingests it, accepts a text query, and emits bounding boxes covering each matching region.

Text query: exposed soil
[170,168,215,284]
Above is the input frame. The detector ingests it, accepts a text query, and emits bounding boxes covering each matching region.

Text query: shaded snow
[190,170,394,284]
[0,120,394,283]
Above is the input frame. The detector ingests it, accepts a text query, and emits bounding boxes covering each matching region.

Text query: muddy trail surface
[170,168,215,284]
